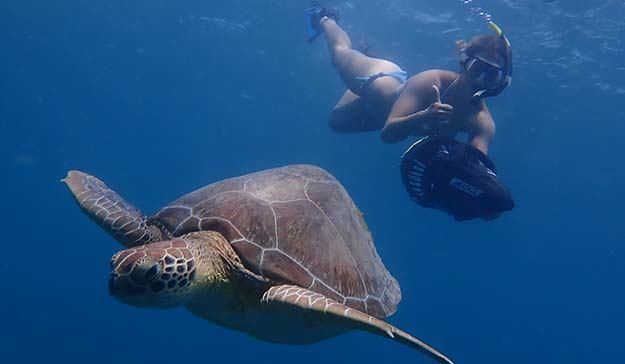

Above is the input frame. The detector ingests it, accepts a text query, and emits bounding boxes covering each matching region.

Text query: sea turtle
[63,164,452,364]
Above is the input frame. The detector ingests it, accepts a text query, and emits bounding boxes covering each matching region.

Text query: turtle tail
[63,170,164,248]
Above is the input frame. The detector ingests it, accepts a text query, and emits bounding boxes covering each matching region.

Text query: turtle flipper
[261,285,453,364]
[63,170,163,248]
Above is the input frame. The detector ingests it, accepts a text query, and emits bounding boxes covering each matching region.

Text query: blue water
[2,1,624,363]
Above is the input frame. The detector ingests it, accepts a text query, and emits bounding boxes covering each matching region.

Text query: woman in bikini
[305,2,512,156]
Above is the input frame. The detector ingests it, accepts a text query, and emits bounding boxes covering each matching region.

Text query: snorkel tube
[454,0,513,102]
[468,21,513,102]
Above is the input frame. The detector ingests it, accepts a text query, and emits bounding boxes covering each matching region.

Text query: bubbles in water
[459,0,494,23]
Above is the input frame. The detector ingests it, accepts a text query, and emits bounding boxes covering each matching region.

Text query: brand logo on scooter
[449,177,483,197]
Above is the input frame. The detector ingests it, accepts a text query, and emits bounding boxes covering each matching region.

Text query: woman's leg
[320,18,403,132]
[320,19,403,99]
[329,89,383,133]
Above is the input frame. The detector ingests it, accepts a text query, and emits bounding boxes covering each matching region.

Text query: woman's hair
[465,35,510,67]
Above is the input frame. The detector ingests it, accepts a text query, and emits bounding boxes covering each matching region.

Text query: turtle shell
[149,165,400,318]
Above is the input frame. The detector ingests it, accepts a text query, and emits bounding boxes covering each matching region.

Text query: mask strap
[458,48,470,65]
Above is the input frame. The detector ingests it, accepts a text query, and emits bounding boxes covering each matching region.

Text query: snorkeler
[305,2,515,221]
[305,1,512,156]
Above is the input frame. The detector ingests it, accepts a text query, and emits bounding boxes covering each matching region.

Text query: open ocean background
[2,1,624,363]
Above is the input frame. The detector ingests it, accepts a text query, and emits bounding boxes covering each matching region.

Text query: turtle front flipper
[261,285,454,364]
[63,170,164,248]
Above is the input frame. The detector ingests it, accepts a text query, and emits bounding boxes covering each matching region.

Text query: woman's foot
[305,1,340,42]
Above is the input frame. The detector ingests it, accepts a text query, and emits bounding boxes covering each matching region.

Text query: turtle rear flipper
[63,170,163,248]
[261,285,454,364]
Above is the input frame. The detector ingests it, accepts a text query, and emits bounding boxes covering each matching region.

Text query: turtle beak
[108,251,154,299]
[108,275,122,296]
[108,274,148,297]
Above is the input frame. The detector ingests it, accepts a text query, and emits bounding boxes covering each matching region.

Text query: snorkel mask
[458,21,512,103]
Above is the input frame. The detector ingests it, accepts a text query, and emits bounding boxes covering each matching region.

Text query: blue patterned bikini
[355,70,408,98]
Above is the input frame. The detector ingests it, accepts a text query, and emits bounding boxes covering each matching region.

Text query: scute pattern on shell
[149,165,400,318]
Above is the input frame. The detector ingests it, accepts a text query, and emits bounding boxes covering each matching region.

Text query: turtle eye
[145,264,160,280]
[130,261,162,284]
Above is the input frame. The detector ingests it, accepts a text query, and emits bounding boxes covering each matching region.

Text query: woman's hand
[425,85,453,124]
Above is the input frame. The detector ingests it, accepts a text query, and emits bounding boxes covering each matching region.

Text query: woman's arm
[381,72,453,143]
[468,103,496,155]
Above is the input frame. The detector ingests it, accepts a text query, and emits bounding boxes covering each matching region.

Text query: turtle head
[108,239,201,308]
